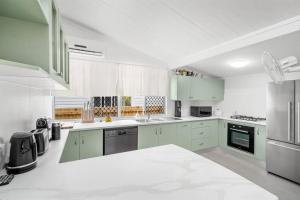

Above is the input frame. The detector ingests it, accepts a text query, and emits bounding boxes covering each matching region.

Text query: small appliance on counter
[6,132,37,174]
[190,106,212,117]
[36,117,52,140]
[31,129,49,156]
[51,122,61,140]
[174,101,181,118]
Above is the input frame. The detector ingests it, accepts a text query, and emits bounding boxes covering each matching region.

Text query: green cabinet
[138,125,158,149]
[159,124,177,145]
[79,130,103,159]
[0,0,70,88]
[255,125,266,160]
[191,120,218,151]
[218,120,228,147]
[170,75,224,101]
[138,123,177,149]
[176,122,192,150]
[60,131,80,163]
[60,129,103,163]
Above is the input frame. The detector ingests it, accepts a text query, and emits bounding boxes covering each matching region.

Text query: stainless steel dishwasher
[103,126,138,155]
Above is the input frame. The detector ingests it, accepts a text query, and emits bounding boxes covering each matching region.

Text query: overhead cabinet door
[267,81,295,143]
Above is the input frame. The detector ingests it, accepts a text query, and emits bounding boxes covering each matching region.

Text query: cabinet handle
[155,129,157,135]
[160,128,162,135]
[199,143,204,146]
[257,129,260,135]
[82,139,84,144]
[182,125,188,127]
[199,132,204,135]
[74,138,77,145]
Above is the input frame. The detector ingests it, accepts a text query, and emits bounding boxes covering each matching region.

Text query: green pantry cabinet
[0,0,70,87]
[170,75,224,101]
[60,129,103,163]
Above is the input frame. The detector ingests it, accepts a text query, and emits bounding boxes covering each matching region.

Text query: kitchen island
[0,129,277,200]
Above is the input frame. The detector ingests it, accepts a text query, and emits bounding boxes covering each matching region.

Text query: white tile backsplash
[0,80,52,142]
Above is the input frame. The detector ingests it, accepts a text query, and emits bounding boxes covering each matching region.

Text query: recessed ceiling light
[228,59,250,68]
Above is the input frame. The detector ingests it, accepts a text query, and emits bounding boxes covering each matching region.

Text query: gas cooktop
[230,115,266,122]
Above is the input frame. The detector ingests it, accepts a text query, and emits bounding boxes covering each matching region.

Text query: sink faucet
[147,113,151,121]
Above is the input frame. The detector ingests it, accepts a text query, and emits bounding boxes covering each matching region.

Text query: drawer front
[191,127,211,139]
[191,120,212,128]
[192,138,210,151]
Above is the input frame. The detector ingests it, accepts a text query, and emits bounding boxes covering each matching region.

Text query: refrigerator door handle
[297,101,300,144]
[288,101,291,142]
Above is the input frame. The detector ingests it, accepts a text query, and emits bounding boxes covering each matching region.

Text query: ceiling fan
[262,51,300,84]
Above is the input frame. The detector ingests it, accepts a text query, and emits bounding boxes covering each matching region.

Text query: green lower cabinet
[60,129,103,163]
[218,120,228,147]
[158,124,177,145]
[79,130,103,160]
[138,123,177,149]
[254,125,266,160]
[176,122,192,150]
[60,131,80,163]
[138,125,158,149]
[191,120,218,151]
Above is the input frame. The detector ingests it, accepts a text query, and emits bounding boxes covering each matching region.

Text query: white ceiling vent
[69,44,104,58]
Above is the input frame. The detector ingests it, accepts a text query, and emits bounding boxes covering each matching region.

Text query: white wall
[216,73,271,117]
[0,80,52,142]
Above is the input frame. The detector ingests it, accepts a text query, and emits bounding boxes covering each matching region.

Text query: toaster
[31,129,49,156]
[6,132,37,174]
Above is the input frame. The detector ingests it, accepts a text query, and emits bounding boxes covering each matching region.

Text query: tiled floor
[196,147,300,200]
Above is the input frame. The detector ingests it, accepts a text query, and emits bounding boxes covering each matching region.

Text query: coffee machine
[174,101,181,117]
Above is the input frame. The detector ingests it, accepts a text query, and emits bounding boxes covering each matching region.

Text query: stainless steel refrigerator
[267,80,300,183]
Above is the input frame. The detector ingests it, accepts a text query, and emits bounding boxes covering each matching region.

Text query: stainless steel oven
[227,123,254,154]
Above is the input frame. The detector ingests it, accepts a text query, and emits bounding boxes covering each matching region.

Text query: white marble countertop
[0,129,277,200]
[71,116,266,131]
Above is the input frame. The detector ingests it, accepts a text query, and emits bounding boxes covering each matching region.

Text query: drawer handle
[199,132,204,135]
[182,125,188,127]
[199,143,204,146]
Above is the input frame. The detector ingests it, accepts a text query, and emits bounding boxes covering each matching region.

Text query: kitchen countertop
[71,116,266,131]
[0,129,276,200]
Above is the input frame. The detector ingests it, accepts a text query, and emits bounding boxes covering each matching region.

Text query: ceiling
[190,31,300,77]
[56,0,300,76]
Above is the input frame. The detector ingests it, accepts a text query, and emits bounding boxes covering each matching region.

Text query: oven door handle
[229,128,248,133]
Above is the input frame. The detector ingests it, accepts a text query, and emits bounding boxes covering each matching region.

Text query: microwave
[190,106,212,117]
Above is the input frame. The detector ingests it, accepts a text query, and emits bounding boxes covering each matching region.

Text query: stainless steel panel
[295,80,300,145]
[266,140,300,183]
[267,81,295,143]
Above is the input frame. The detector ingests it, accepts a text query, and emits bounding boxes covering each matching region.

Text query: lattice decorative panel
[92,96,118,117]
[145,96,166,114]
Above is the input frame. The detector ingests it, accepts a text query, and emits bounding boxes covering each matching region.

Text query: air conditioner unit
[69,44,104,58]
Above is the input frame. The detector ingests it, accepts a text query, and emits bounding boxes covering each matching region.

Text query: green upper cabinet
[255,125,266,160]
[0,0,70,88]
[177,76,192,100]
[170,75,224,101]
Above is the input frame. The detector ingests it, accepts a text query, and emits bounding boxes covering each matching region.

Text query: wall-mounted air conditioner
[69,44,104,58]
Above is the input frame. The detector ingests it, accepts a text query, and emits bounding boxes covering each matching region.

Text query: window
[93,96,118,117]
[54,96,166,119]
[54,97,89,119]
[120,96,166,116]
